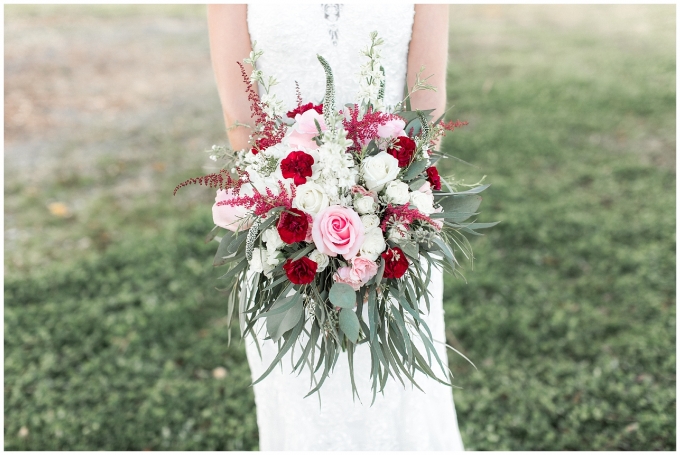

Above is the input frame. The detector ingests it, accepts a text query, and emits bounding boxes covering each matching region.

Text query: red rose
[386,136,416,168]
[426,166,442,191]
[286,102,324,119]
[381,247,409,279]
[283,256,318,285]
[277,208,309,244]
[280,151,314,185]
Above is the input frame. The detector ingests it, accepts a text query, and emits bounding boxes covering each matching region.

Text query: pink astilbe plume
[217,180,295,218]
[380,203,441,232]
[342,105,404,153]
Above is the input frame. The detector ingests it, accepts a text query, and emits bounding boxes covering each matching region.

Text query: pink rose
[334,266,361,291]
[418,181,433,196]
[312,205,365,260]
[212,189,253,232]
[288,109,327,150]
[350,256,378,283]
[376,118,406,140]
[333,257,378,291]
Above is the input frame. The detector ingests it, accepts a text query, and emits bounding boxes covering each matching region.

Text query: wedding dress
[243,4,464,451]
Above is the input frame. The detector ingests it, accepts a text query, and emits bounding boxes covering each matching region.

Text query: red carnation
[381,247,409,279]
[280,151,314,185]
[277,208,309,244]
[286,102,324,119]
[387,136,417,168]
[426,166,442,191]
[283,256,318,285]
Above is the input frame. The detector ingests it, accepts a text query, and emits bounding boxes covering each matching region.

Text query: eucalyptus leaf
[400,241,419,260]
[213,230,235,266]
[265,293,303,342]
[205,225,223,244]
[217,261,247,283]
[404,159,430,181]
[437,194,482,214]
[339,309,360,343]
[454,183,491,195]
[329,283,356,309]
[466,221,500,230]
[409,178,427,191]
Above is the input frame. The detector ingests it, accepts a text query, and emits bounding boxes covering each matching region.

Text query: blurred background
[4,4,675,450]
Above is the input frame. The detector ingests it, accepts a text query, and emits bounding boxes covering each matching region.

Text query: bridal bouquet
[176,32,495,400]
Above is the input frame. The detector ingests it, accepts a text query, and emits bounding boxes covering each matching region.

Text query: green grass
[4,5,675,451]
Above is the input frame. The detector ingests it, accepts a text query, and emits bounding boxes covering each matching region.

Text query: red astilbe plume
[342,104,404,153]
[428,119,470,148]
[217,180,295,218]
[173,168,246,196]
[380,203,441,232]
[238,62,287,154]
[440,119,469,132]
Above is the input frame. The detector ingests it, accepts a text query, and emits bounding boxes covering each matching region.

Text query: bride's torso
[246,3,415,109]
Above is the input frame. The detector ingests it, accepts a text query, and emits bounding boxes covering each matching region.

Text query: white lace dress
[244,4,464,451]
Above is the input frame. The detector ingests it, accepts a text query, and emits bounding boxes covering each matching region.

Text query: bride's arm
[407,5,450,138]
[207,4,255,152]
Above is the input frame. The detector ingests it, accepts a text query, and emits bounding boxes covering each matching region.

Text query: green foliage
[4,212,259,450]
[441,5,675,450]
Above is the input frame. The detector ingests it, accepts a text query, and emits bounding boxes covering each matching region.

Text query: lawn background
[4,5,675,450]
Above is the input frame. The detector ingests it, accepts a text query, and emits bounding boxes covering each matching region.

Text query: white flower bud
[293,182,329,216]
[362,152,400,192]
[308,249,330,272]
[359,228,387,261]
[383,180,410,205]
[360,214,381,231]
[354,195,376,215]
[410,191,436,215]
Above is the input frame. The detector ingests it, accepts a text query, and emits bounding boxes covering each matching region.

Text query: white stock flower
[266,250,284,267]
[359,228,387,261]
[249,247,275,276]
[293,182,329,216]
[410,191,436,215]
[362,152,400,192]
[262,227,285,252]
[383,180,410,205]
[308,249,330,272]
[354,195,376,215]
[387,224,409,244]
[360,214,381,231]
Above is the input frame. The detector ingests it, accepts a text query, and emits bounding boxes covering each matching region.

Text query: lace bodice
[247,3,415,110]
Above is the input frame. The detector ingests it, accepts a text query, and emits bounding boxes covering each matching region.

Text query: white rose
[362,151,400,192]
[383,180,410,205]
[360,214,381,231]
[308,249,330,272]
[410,191,436,215]
[249,247,275,276]
[354,195,376,215]
[387,224,409,244]
[359,228,387,261]
[293,182,329,216]
[262,227,285,252]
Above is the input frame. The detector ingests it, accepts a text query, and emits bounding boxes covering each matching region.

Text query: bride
[207,4,464,451]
